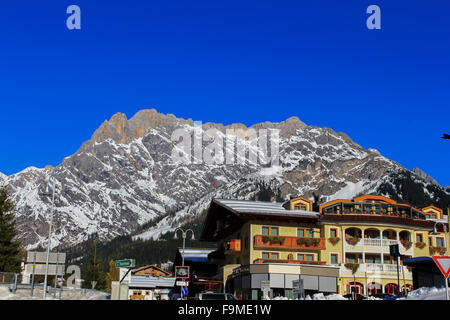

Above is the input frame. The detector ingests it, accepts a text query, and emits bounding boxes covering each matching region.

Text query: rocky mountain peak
[412,167,440,187]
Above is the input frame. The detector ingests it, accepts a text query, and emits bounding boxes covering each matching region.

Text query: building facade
[200,195,448,299]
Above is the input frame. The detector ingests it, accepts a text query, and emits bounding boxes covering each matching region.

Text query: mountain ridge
[1,109,448,249]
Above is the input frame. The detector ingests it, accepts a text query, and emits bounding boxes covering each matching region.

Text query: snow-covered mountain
[2,109,448,249]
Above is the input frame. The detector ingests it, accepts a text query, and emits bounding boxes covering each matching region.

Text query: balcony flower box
[345,237,360,246]
[254,235,325,250]
[262,236,285,245]
[328,237,340,245]
[297,237,321,247]
[415,242,426,249]
[400,240,412,250]
[430,246,446,255]
[344,263,360,274]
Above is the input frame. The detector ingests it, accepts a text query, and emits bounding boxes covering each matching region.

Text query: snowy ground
[271,286,449,300]
[398,286,449,300]
[0,286,109,300]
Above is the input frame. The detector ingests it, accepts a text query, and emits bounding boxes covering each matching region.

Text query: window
[436,237,444,247]
[331,254,338,264]
[297,253,314,261]
[346,255,358,264]
[262,252,279,260]
[297,228,313,238]
[330,228,338,238]
[416,233,423,243]
[262,226,278,236]
[295,205,307,210]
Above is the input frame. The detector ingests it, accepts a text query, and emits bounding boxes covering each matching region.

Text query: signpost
[432,256,450,300]
[261,280,270,300]
[175,266,190,279]
[389,244,401,295]
[26,251,66,297]
[115,259,135,268]
[293,279,305,299]
[176,281,189,287]
[116,259,135,300]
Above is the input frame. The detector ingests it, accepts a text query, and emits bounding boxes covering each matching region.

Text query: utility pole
[174,228,195,300]
[41,179,56,300]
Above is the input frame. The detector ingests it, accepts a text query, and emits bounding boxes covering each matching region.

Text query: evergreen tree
[82,245,107,291]
[0,187,22,273]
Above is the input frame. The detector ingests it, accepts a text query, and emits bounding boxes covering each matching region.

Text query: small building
[128,275,176,300]
[112,265,176,300]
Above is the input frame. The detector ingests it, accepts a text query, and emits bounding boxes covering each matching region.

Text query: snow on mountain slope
[2,109,447,249]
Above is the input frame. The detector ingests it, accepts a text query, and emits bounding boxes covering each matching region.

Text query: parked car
[196,293,237,300]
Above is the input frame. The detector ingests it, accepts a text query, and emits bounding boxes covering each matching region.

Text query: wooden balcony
[253,235,326,251]
[253,258,326,265]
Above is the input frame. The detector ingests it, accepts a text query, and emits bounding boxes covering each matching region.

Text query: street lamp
[174,228,195,266]
[39,179,56,300]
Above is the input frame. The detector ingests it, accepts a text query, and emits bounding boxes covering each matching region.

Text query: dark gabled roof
[200,198,319,241]
[213,199,318,218]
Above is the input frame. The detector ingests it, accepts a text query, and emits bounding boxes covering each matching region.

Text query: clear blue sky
[0,1,449,186]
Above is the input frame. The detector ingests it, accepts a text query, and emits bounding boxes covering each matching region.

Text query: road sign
[293,279,305,298]
[175,266,190,279]
[27,252,66,264]
[389,244,400,257]
[182,286,188,298]
[432,256,450,278]
[115,259,135,268]
[24,264,65,276]
[176,281,189,287]
[260,280,270,290]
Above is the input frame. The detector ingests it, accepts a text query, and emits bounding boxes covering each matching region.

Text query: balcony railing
[342,263,411,275]
[364,239,398,247]
[365,263,409,274]
[254,235,326,250]
[253,258,326,265]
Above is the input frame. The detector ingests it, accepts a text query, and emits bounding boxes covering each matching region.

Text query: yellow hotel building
[200,195,448,299]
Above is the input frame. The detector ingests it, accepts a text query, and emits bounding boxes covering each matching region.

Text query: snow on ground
[398,286,449,300]
[271,293,351,300]
[0,286,108,300]
[271,286,449,300]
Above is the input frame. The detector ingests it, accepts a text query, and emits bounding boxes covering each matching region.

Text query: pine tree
[0,187,22,273]
[82,244,107,291]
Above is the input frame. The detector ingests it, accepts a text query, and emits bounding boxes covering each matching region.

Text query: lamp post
[39,180,56,300]
[174,228,195,267]
[432,221,449,300]
[174,228,195,300]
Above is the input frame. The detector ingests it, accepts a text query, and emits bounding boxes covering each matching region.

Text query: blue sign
[182,287,188,297]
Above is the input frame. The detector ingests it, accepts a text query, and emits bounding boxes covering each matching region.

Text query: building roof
[132,264,171,276]
[200,198,320,241]
[177,248,215,262]
[129,275,176,288]
[213,199,319,218]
